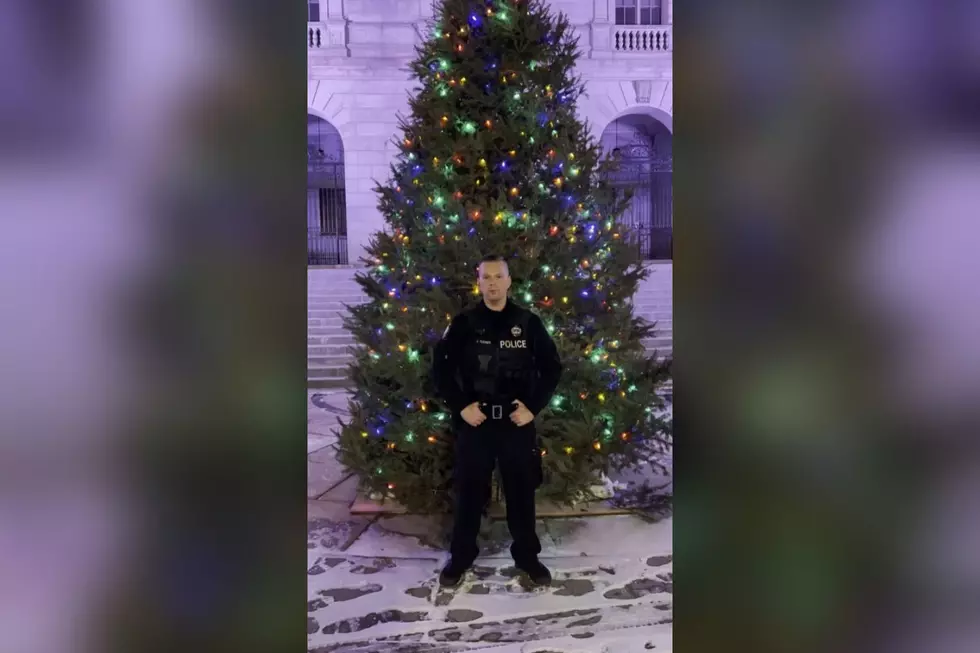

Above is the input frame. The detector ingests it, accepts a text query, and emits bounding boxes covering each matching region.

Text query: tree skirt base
[349,492,634,518]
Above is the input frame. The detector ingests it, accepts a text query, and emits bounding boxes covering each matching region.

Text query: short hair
[477,255,509,275]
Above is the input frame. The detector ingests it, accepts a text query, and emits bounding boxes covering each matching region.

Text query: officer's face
[478,261,511,302]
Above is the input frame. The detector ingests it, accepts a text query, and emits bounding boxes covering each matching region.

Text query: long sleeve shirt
[432,300,562,418]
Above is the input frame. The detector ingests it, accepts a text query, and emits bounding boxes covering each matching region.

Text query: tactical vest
[462,306,536,402]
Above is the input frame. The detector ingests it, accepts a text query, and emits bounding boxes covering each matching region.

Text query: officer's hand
[510,400,535,427]
[461,402,486,427]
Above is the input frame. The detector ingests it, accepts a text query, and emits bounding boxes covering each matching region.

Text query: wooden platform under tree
[349,474,636,518]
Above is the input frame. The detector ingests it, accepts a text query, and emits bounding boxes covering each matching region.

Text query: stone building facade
[307,0,672,265]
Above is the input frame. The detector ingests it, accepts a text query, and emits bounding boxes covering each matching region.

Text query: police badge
[511,325,522,337]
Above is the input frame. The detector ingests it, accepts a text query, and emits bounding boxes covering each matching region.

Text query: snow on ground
[309,390,673,653]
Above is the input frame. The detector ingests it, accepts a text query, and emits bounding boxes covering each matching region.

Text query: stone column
[590,0,613,59]
[665,0,672,24]
[320,0,350,56]
[341,126,393,265]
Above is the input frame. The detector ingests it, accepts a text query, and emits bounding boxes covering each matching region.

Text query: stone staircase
[308,265,672,388]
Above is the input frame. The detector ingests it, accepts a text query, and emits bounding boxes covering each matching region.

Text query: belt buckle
[491,405,503,420]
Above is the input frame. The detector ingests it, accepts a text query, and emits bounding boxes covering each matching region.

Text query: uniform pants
[449,416,542,567]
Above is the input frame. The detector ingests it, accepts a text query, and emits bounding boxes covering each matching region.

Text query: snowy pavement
[309,390,673,653]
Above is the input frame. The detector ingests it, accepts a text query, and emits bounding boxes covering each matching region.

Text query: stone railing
[308,21,349,55]
[308,23,324,49]
[613,25,671,53]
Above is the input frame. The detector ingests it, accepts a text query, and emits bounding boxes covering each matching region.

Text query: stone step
[308,327,353,337]
[307,343,353,353]
[307,339,350,349]
[308,354,352,366]
[307,334,356,344]
[308,378,350,389]
[308,326,354,336]
[308,299,363,306]
[308,363,348,377]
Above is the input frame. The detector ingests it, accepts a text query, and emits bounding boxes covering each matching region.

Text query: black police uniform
[433,299,562,574]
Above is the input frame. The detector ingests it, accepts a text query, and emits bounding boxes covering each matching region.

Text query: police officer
[432,255,563,588]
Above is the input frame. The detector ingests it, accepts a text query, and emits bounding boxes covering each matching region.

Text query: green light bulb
[523,292,532,303]
[385,323,395,331]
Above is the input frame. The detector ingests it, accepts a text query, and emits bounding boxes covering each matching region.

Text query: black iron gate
[608,142,673,260]
[307,148,348,265]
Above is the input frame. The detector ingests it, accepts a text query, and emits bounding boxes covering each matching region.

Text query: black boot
[439,559,470,588]
[516,559,552,586]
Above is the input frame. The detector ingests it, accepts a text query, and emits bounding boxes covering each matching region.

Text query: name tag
[500,339,527,349]
[477,339,493,345]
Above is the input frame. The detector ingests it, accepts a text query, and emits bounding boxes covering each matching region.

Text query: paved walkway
[309,391,673,653]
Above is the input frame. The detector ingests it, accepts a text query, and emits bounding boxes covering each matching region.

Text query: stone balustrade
[612,25,671,53]
[308,20,672,58]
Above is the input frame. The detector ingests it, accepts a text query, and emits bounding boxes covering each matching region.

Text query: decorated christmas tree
[337,0,671,514]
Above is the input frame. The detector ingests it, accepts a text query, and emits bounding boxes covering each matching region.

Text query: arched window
[308,114,348,265]
[601,114,672,261]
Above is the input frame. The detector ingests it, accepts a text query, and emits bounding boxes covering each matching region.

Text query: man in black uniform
[432,255,563,588]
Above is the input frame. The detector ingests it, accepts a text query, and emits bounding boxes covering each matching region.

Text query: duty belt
[479,401,511,420]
